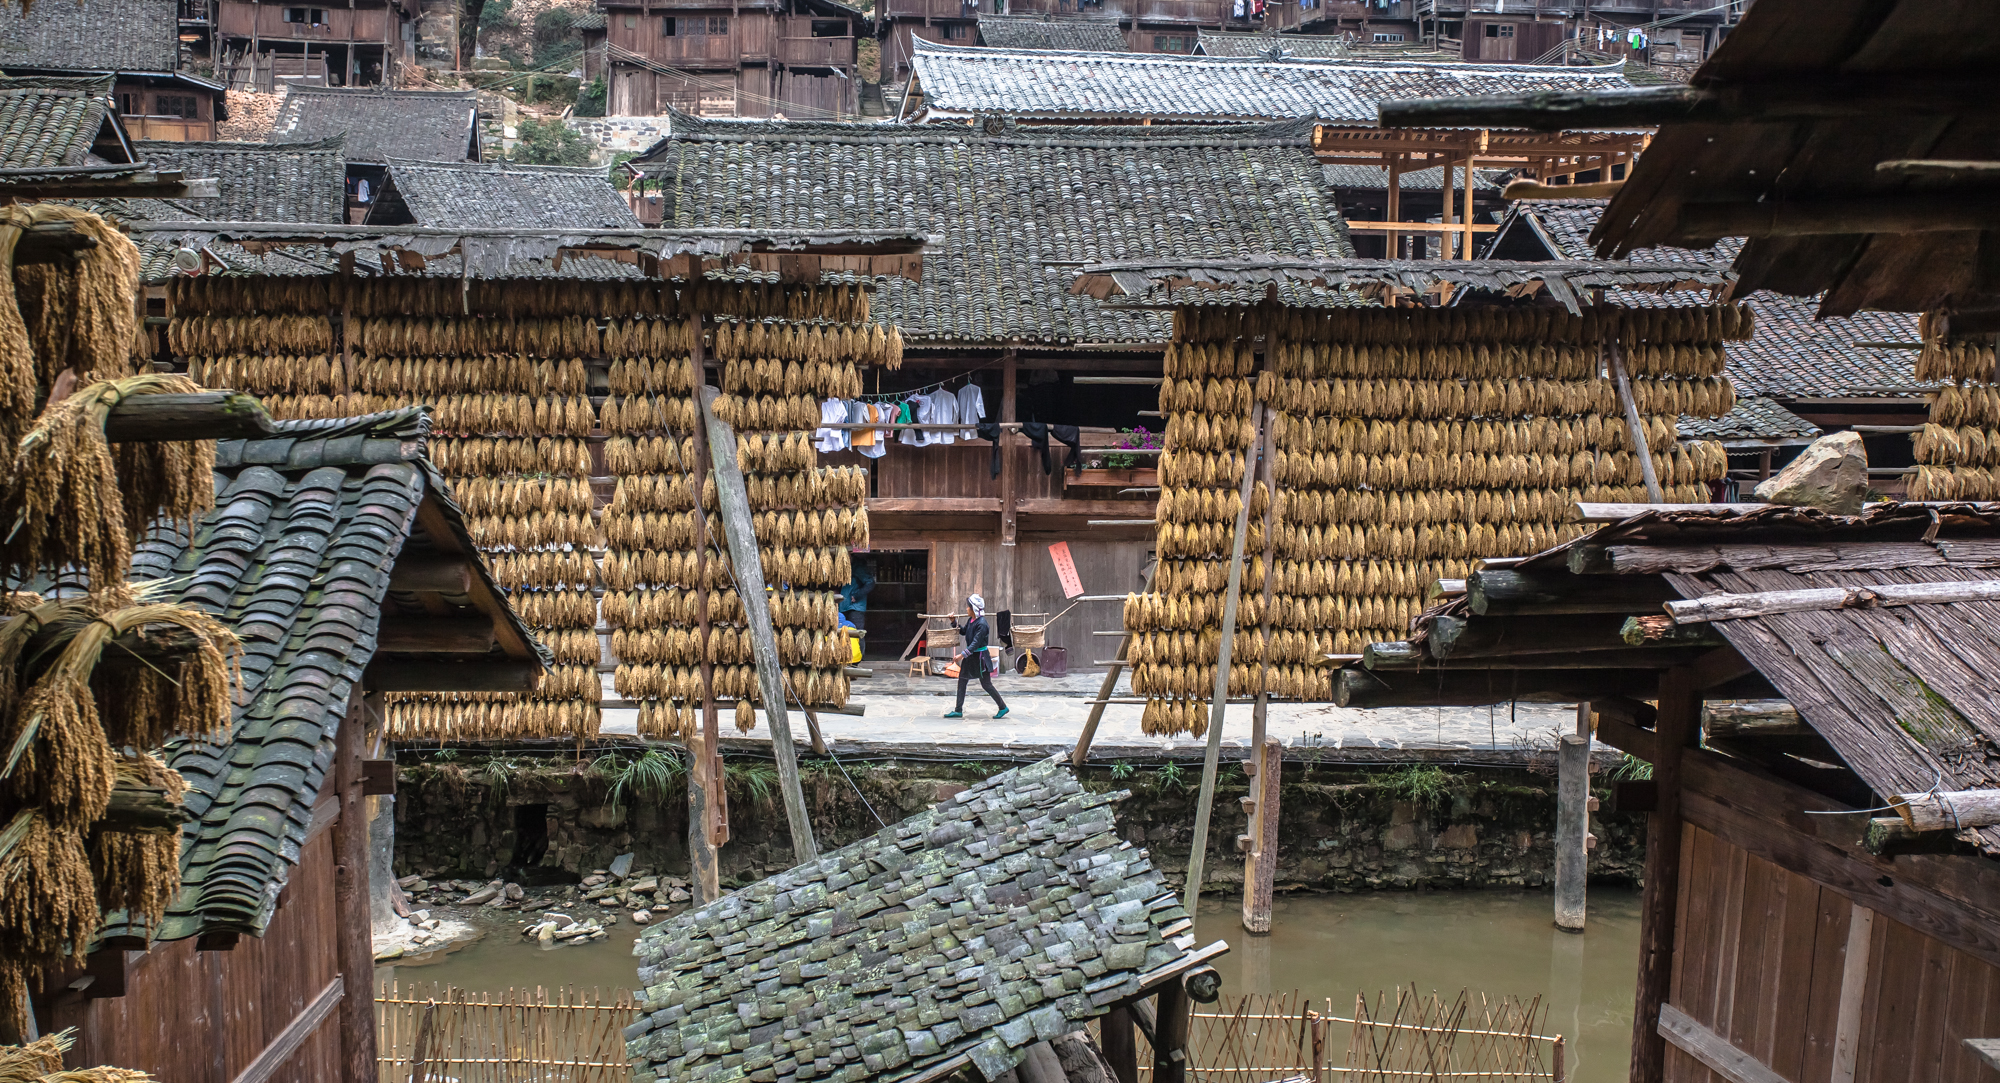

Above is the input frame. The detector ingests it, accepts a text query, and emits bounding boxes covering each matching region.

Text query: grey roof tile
[131,137,347,223]
[906,40,1635,123]
[0,75,119,169]
[377,158,638,229]
[269,86,481,164]
[0,0,178,73]
[976,14,1129,52]
[627,756,1202,1083]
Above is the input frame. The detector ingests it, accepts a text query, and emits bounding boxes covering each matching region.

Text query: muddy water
[380,889,1639,1082]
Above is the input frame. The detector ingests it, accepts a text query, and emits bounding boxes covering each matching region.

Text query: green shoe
[994,707,1010,719]
[942,710,964,719]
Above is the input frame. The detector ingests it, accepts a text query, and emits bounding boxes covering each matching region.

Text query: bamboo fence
[375,981,637,1083]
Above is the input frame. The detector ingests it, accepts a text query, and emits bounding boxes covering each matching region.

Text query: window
[156,94,198,118]
[811,19,846,37]
[661,16,675,35]
[118,93,134,115]
[707,15,728,33]
[1484,22,1513,36]
[282,6,327,23]
[1372,32,1404,41]
[944,22,969,38]
[622,13,636,27]
[1152,34,1187,51]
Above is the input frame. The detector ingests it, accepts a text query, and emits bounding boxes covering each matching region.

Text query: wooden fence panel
[376,982,636,1083]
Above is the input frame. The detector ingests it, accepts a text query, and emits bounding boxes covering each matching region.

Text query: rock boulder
[1753,431,1869,514]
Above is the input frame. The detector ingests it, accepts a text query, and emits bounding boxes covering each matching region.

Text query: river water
[379,888,1640,1082]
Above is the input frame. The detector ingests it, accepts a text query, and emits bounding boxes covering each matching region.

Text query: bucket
[1041,646,1068,678]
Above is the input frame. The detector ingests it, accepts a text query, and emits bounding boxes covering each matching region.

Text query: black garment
[977,421,1004,477]
[957,615,992,673]
[995,609,1014,650]
[1020,420,1052,474]
[956,666,1006,712]
[1050,424,1084,477]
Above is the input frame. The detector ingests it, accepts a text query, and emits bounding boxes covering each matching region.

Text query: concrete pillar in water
[1554,704,1592,931]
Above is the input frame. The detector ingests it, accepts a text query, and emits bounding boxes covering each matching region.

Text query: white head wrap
[967,594,985,617]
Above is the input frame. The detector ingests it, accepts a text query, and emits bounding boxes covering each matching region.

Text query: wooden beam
[1674,196,2000,241]
[1432,613,1670,656]
[1689,644,1757,690]
[1100,1006,1138,1083]
[1468,570,1678,616]
[103,782,193,834]
[1877,158,2000,182]
[1074,562,1156,768]
[374,618,495,654]
[1630,668,1696,1083]
[103,391,278,442]
[412,497,537,663]
[1152,981,1190,1083]
[1001,349,1018,547]
[1573,540,1993,576]
[866,497,1000,514]
[386,555,473,593]
[1657,1004,1789,1083]
[1665,579,2000,623]
[1620,615,1726,647]
[1376,80,1986,133]
[13,220,100,265]
[688,326,724,903]
[1337,666,1660,707]
[363,659,541,692]
[698,385,817,865]
[1964,1040,2000,1073]
[1574,502,1773,522]
[1892,789,2000,832]
[228,977,344,1083]
[1239,736,1280,936]
[330,695,375,1083]
[1018,498,1162,516]
[1554,720,1589,932]
[1505,178,1626,200]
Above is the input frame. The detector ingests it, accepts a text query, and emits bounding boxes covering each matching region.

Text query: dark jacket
[958,615,992,675]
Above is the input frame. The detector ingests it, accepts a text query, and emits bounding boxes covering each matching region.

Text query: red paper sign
[1048,542,1084,599]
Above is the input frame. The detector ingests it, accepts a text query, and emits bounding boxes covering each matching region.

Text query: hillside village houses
[13,2,2000,1081]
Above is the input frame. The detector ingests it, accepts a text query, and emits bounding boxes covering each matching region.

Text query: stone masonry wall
[393,755,1645,893]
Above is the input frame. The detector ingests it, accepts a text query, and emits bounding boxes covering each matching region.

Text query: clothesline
[851,359,1001,404]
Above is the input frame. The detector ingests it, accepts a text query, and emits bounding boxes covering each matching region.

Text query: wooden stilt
[1554,702,1591,932]
[1072,560,1156,767]
[1153,982,1191,1083]
[698,385,818,864]
[1630,667,1696,1083]
[1240,735,1282,934]
[1101,1006,1138,1083]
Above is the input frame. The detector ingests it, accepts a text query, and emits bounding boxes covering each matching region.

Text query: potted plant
[1069,427,1160,488]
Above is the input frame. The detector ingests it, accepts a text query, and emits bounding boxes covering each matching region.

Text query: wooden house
[629,113,1352,664]
[206,0,416,90]
[31,403,547,1078]
[578,0,867,119]
[0,0,227,141]
[0,75,227,203]
[265,85,480,221]
[364,159,640,229]
[1337,503,2000,1083]
[896,41,1651,258]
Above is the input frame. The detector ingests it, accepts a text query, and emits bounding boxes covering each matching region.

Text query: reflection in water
[377,889,1641,1083]
[1191,890,1641,1083]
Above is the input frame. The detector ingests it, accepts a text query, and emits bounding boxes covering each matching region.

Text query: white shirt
[898,397,925,445]
[858,403,889,459]
[815,398,850,452]
[927,389,958,445]
[955,383,985,439]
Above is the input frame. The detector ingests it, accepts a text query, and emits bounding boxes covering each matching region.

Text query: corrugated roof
[636,112,1353,345]
[976,13,1129,52]
[127,407,545,940]
[269,86,480,164]
[904,40,1634,123]
[131,137,347,223]
[626,755,1214,1083]
[376,158,638,229]
[0,75,122,169]
[0,0,179,73]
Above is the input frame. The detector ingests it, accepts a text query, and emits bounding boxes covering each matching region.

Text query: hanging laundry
[848,400,875,448]
[1049,424,1084,477]
[955,381,986,440]
[858,402,889,459]
[976,421,1004,477]
[815,398,850,452]
[927,387,959,446]
[896,398,923,445]
[1019,420,1053,475]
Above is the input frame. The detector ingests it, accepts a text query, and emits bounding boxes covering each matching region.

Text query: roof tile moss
[0,75,118,169]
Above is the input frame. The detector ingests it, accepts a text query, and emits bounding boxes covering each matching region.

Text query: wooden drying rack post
[686,311,726,905]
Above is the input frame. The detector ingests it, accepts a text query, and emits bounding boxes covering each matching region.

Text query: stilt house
[264,86,482,222]
[577,0,868,119]
[0,0,228,141]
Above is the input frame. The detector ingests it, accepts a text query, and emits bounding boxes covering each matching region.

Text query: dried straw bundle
[3,375,216,589]
[11,207,144,397]
[429,438,593,477]
[89,754,185,925]
[452,476,597,518]
[172,273,330,316]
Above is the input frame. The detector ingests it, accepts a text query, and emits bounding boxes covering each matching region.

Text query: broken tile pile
[625,755,1201,1083]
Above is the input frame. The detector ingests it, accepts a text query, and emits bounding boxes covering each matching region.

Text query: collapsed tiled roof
[123,408,543,940]
[637,113,1351,344]
[0,75,124,170]
[976,14,1129,52]
[376,158,638,229]
[0,0,179,73]
[1677,395,1820,446]
[626,755,1216,1083]
[903,40,1634,123]
[269,86,480,164]
[131,137,347,223]
[1489,200,1930,400]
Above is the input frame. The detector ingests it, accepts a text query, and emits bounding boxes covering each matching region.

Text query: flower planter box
[1068,467,1158,488]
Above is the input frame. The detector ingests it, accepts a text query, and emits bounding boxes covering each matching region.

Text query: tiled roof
[0,0,179,73]
[0,75,122,169]
[574,10,607,29]
[976,14,1129,52]
[638,113,1351,345]
[1321,163,1502,192]
[376,158,638,229]
[626,755,1211,1083]
[1490,200,1930,400]
[903,41,1634,123]
[131,137,347,223]
[1196,30,1352,58]
[126,408,543,940]
[269,86,480,164]
[1677,396,1820,446]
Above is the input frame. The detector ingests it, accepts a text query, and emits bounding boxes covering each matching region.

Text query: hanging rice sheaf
[1908,308,2000,500]
[1131,302,1740,734]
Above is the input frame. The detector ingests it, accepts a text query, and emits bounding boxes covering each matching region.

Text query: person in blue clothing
[836,565,876,629]
[942,593,1008,719]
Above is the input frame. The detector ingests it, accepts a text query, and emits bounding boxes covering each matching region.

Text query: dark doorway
[509,802,550,874]
[852,549,928,660]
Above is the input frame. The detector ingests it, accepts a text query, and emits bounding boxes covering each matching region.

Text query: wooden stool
[908,657,929,678]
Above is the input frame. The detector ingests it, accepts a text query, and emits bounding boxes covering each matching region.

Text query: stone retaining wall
[568,115,674,153]
[392,755,1646,893]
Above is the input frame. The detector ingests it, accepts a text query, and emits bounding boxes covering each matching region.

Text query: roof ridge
[661,110,1319,147]
[137,134,347,153]
[385,156,607,175]
[285,85,478,99]
[910,37,1630,74]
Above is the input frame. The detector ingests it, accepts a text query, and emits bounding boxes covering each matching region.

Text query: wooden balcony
[880,0,989,20]
[776,35,855,65]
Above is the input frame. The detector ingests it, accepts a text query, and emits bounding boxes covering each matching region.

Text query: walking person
[942,594,1008,719]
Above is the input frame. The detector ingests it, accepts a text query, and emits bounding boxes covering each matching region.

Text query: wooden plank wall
[926,534,1145,661]
[61,827,344,1083]
[871,443,1068,501]
[1668,825,2000,1083]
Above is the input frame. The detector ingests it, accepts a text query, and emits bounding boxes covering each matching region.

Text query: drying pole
[698,384,818,864]
[1554,702,1591,931]
[1241,401,1281,935]
[686,309,724,904]
[1607,338,1664,502]
[1182,406,1269,916]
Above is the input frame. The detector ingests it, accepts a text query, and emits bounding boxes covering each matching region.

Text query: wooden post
[1182,404,1267,914]
[687,318,724,904]
[697,384,818,865]
[1608,340,1665,502]
[1554,702,1590,932]
[1101,1005,1138,1083]
[1000,349,1018,548]
[1239,736,1281,934]
[1153,982,1191,1083]
[1830,905,1875,1083]
[1630,666,1695,1083]
[1384,152,1402,258]
[332,690,376,1083]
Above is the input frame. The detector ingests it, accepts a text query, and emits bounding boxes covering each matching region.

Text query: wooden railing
[375,983,635,1083]
[776,35,856,65]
